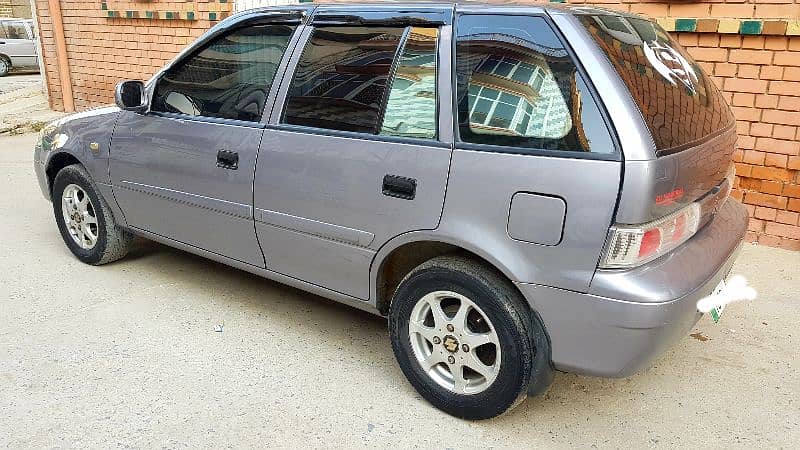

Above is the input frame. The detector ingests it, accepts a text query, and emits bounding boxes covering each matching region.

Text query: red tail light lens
[601,203,701,269]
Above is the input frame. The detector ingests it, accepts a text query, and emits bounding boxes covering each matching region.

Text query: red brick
[754,206,777,221]
[761,180,784,195]
[733,149,745,163]
[731,106,761,122]
[748,218,764,232]
[773,125,797,140]
[790,198,800,213]
[776,210,800,226]
[754,138,800,156]
[788,156,800,171]
[710,3,754,18]
[762,110,800,126]
[743,191,788,208]
[764,222,800,240]
[773,51,800,66]
[729,50,773,65]
[756,94,779,109]
[740,177,762,190]
[742,150,765,165]
[715,63,737,77]
[749,122,773,137]
[765,153,789,168]
[732,92,755,107]
[757,234,782,247]
[760,65,784,80]
[737,65,760,79]
[689,47,728,63]
[777,238,800,251]
[745,231,758,243]
[735,163,753,177]
[725,78,769,94]
[720,35,742,48]
[769,81,800,96]
[785,184,800,199]
[777,96,800,111]
[751,166,793,182]
[764,36,788,51]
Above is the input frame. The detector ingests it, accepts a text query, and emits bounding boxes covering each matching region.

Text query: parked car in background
[0,18,38,76]
[33,3,747,419]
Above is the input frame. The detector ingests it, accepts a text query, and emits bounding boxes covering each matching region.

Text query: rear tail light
[600,202,701,269]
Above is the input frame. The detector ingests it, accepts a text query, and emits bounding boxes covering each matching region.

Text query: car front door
[109,20,301,267]
[253,17,453,299]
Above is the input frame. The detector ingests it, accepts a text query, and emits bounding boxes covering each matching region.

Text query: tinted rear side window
[152,24,296,122]
[282,27,405,134]
[455,14,614,154]
[578,14,735,153]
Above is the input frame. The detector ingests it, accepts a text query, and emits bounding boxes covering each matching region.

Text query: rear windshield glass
[577,14,734,153]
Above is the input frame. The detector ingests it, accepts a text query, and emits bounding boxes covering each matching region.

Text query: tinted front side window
[1,22,28,39]
[578,14,734,152]
[282,27,405,134]
[456,15,614,153]
[152,24,296,122]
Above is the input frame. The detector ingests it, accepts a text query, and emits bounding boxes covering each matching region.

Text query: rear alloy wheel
[0,58,9,77]
[408,290,501,395]
[389,255,550,419]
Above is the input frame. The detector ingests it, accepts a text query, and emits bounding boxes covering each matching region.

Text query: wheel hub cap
[408,290,501,395]
[61,184,98,250]
[442,335,459,353]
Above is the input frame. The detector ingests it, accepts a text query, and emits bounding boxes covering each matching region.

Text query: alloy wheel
[61,183,99,249]
[408,290,501,395]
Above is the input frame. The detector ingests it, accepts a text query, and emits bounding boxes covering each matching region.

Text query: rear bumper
[516,198,748,377]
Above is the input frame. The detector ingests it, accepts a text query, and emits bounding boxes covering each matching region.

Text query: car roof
[230,1,635,23]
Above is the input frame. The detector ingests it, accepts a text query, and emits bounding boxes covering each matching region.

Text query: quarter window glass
[456,15,614,153]
[152,24,296,122]
[381,27,438,139]
[282,27,404,134]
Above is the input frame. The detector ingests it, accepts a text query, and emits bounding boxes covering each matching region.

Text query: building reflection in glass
[578,14,734,152]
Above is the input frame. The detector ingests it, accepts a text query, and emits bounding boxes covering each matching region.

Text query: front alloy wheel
[61,183,99,249]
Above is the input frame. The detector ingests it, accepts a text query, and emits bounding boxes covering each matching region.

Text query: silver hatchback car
[34,3,747,419]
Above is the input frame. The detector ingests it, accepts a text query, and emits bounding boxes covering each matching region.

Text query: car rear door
[253,8,453,299]
[110,17,303,267]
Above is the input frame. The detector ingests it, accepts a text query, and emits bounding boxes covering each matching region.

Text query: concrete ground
[0,74,65,135]
[1,132,798,448]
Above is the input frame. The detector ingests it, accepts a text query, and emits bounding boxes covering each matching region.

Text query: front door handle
[216,150,238,170]
[382,174,416,200]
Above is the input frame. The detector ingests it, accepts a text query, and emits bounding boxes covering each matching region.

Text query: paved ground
[1,132,798,447]
[0,74,65,135]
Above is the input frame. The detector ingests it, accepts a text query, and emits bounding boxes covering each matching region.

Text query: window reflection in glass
[456,15,613,153]
[282,27,404,134]
[381,27,438,139]
[152,24,295,122]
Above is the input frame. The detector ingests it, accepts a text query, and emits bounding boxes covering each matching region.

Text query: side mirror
[115,80,146,112]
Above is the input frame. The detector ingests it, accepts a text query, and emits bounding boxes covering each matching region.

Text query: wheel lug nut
[462,344,469,352]
[446,324,454,332]
[432,336,441,344]
[447,355,455,364]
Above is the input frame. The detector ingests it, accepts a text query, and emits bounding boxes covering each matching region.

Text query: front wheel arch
[46,152,83,199]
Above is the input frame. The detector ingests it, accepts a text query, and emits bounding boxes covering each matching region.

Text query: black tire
[52,164,133,265]
[0,57,9,77]
[389,255,552,419]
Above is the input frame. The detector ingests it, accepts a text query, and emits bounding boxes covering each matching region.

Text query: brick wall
[0,0,12,18]
[33,0,233,111]
[32,0,800,250]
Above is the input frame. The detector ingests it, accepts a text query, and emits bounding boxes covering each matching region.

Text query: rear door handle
[216,150,238,170]
[382,174,416,200]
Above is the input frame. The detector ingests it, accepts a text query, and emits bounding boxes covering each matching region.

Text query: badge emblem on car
[443,335,459,353]
[643,41,699,94]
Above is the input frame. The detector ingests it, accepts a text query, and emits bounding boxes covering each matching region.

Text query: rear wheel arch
[372,236,522,316]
